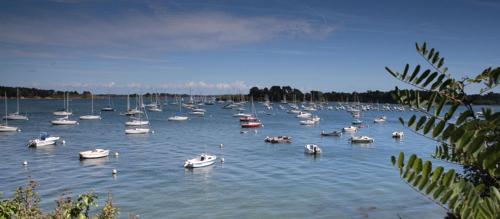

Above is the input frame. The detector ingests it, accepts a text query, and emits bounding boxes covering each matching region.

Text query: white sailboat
[125,95,150,134]
[53,92,72,116]
[101,95,115,111]
[168,97,188,121]
[80,93,101,120]
[3,88,28,120]
[0,92,19,132]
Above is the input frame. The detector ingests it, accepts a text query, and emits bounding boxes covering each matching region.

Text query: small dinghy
[184,153,217,168]
[79,149,110,159]
[241,121,262,128]
[352,119,363,125]
[350,136,374,143]
[300,119,316,125]
[342,126,358,132]
[392,131,404,138]
[321,130,342,136]
[264,136,292,144]
[304,144,322,155]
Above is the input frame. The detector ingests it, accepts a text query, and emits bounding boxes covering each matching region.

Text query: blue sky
[1,0,499,94]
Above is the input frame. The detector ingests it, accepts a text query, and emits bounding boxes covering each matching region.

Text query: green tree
[386,42,499,219]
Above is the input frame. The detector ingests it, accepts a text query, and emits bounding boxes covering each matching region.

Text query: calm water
[1,98,471,218]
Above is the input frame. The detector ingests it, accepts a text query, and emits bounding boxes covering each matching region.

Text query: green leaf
[409,65,421,82]
[426,92,437,112]
[465,136,485,154]
[425,181,438,194]
[435,96,446,116]
[431,74,446,90]
[439,79,453,91]
[413,158,423,174]
[433,120,446,138]
[442,169,456,187]
[397,152,405,169]
[385,67,398,77]
[408,115,417,127]
[432,166,444,182]
[416,116,427,130]
[422,161,432,177]
[423,116,435,134]
[427,48,435,60]
[440,189,453,204]
[437,58,444,68]
[398,117,404,125]
[416,69,431,84]
[433,185,445,199]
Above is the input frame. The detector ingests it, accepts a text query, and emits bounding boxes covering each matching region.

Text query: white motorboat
[352,119,363,125]
[296,111,312,118]
[350,136,374,143]
[311,115,320,122]
[190,111,205,116]
[79,149,109,159]
[184,153,217,168]
[392,131,404,138]
[51,116,78,125]
[0,92,19,132]
[168,115,189,121]
[342,126,358,132]
[28,133,59,147]
[125,127,150,134]
[304,144,322,154]
[300,119,316,125]
[80,94,102,120]
[3,88,28,120]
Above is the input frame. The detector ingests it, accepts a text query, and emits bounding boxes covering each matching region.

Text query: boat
[169,98,189,121]
[342,126,358,132]
[352,119,363,125]
[53,92,72,116]
[296,111,312,118]
[264,136,292,143]
[190,111,205,116]
[241,97,262,128]
[350,136,374,143]
[374,116,386,123]
[0,92,19,132]
[125,119,149,126]
[79,149,110,159]
[300,119,316,125]
[184,153,217,168]
[240,116,258,122]
[321,130,342,136]
[123,94,142,116]
[80,93,102,120]
[28,133,60,147]
[3,88,28,120]
[392,131,404,138]
[51,116,78,125]
[304,144,322,154]
[101,95,115,111]
[125,127,150,134]
[233,112,251,117]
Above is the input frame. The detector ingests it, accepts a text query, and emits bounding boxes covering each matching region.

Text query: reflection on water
[79,157,109,167]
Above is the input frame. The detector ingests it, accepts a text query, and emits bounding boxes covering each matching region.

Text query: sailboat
[125,95,151,134]
[147,93,162,112]
[123,94,142,116]
[53,92,72,116]
[101,95,115,111]
[3,88,28,120]
[80,93,101,120]
[168,97,189,121]
[241,97,262,128]
[0,92,20,132]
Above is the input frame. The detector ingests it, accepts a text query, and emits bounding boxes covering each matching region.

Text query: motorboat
[304,144,322,154]
[168,115,189,121]
[192,108,206,112]
[79,149,110,159]
[51,116,78,125]
[184,153,217,168]
[296,111,312,118]
[264,136,292,144]
[342,126,358,132]
[300,119,316,125]
[321,130,342,136]
[352,119,363,125]
[350,136,374,143]
[374,116,386,123]
[125,127,150,134]
[190,111,205,116]
[392,131,404,138]
[28,133,59,147]
[3,88,28,120]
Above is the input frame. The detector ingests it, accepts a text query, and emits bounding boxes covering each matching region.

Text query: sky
[0,0,499,94]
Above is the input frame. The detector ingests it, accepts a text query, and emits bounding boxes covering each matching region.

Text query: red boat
[241,121,262,128]
[240,116,258,122]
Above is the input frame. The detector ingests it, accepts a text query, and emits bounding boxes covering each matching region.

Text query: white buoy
[221,158,225,163]
[23,160,28,166]
[112,169,117,174]
[151,130,155,134]
[62,140,66,144]
[115,152,119,157]
[219,143,224,148]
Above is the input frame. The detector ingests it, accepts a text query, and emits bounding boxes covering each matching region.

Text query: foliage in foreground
[0,180,118,219]
[386,42,499,219]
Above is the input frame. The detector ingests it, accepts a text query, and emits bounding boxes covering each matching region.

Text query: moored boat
[184,153,217,168]
[342,126,358,132]
[304,144,322,154]
[392,131,404,138]
[51,116,78,125]
[125,127,150,134]
[264,136,292,143]
[79,149,110,159]
[350,136,374,143]
[321,130,342,136]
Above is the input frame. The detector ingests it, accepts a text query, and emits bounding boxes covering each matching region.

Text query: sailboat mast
[91,93,94,114]
[16,88,19,113]
[4,92,8,126]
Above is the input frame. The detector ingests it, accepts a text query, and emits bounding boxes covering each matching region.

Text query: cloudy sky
[1,0,499,94]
